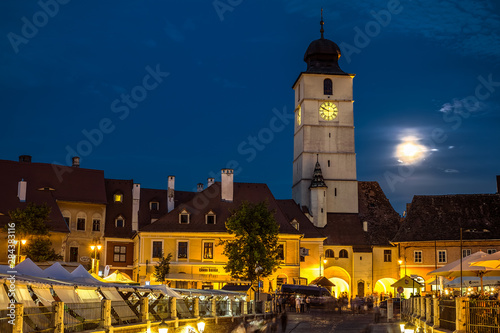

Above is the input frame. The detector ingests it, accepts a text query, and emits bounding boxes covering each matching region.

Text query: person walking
[295,296,301,313]
[305,296,311,312]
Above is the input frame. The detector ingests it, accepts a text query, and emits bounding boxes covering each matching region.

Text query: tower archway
[374,277,397,300]
[324,266,351,298]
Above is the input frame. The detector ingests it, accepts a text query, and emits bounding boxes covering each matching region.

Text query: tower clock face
[296,104,301,125]
[319,101,338,121]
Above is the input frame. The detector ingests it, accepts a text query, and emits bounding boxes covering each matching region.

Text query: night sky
[1,1,499,215]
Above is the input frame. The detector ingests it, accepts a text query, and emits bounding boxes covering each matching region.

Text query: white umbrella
[469,251,500,269]
[444,276,500,288]
[427,251,500,292]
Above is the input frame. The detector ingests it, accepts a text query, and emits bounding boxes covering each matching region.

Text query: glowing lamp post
[319,254,327,276]
[90,243,102,274]
[16,239,27,265]
[197,320,205,333]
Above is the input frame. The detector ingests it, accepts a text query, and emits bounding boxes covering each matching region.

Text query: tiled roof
[276,199,325,239]
[320,181,401,248]
[140,182,302,235]
[0,158,107,233]
[357,181,401,246]
[104,179,134,238]
[393,194,500,242]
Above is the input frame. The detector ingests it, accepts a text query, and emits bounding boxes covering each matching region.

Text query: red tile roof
[140,182,302,235]
[0,158,107,233]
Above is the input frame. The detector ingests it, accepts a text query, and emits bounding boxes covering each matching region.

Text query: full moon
[395,138,427,164]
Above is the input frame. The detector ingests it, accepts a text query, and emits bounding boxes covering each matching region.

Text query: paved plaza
[278,308,401,333]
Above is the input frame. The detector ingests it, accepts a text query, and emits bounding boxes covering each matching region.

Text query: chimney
[221,169,234,202]
[207,178,215,187]
[18,179,27,202]
[19,155,31,163]
[72,156,80,167]
[497,175,500,194]
[167,176,175,212]
[197,183,204,192]
[363,221,368,232]
[132,183,140,231]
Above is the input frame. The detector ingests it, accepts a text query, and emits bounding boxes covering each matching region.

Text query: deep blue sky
[1,1,499,214]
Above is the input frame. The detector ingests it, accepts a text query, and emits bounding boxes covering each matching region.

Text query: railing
[0,309,12,333]
[63,302,102,332]
[465,299,500,333]
[149,298,171,320]
[439,299,456,331]
[23,306,54,333]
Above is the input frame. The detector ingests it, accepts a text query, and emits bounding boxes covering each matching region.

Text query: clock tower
[292,15,358,225]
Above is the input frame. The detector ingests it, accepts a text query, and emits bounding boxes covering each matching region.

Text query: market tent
[75,287,101,303]
[100,287,138,322]
[14,258,45,277]
[147,284,183,298]
[71,265,106,285]
[390,276,424,289]
[42,262,73,280]
[0,279,12,309]
[31,285,55,306]
[103,270,137,284]
[14,284,36,307]
[309,276,336,287]
[52,285,82,303]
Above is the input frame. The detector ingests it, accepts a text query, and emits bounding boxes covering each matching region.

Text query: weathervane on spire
[320,8,324,39]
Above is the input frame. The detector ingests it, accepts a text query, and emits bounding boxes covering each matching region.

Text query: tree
[6,203,51,239]
[220,201,280,285]
[153,252,173,283]
[5,203,61,262]
[24,237,63,262]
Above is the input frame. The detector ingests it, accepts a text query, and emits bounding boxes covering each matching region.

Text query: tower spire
[320,8,324,39]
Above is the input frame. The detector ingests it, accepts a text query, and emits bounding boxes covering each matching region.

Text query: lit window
[178,242,188,259]
[115,216,125,228]
[277,244,285,261]
[438,250,447,263]
[152,241,163,258]
[323,78,332,95]
[150,201,159,211]
[114,193,123,203]
[203,242,214,260]
[487,249,497,254]
[92,219,100,232]
[77,218,86,231]
[325,249,334,258]
[179,210,190,224]
[113,246,126,262]
[414,251,422,263]
[384,249,392,262]
[462,249,471,258]
[339,249,348,258]
[206,211,216,224]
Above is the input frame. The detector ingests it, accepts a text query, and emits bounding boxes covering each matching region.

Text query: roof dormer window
[179,209,190,224]
[291,219,299,231]
[150,201,159,211]
[115,215,125,228]
[114,192,123,203]
[205,211,216,224]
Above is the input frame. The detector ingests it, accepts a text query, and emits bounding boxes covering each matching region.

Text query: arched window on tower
[324,79,332,95]
[339,249,348,258]
[325,249,334,258]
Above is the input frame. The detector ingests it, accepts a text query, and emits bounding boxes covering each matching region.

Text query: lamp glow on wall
[197,320,205,332]
[90,243,102,274]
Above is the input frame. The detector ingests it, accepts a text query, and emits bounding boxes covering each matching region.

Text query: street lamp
[319,254,327,276]
[16,239,27,265]
[255,264,263,302]
[90,242,102,274]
